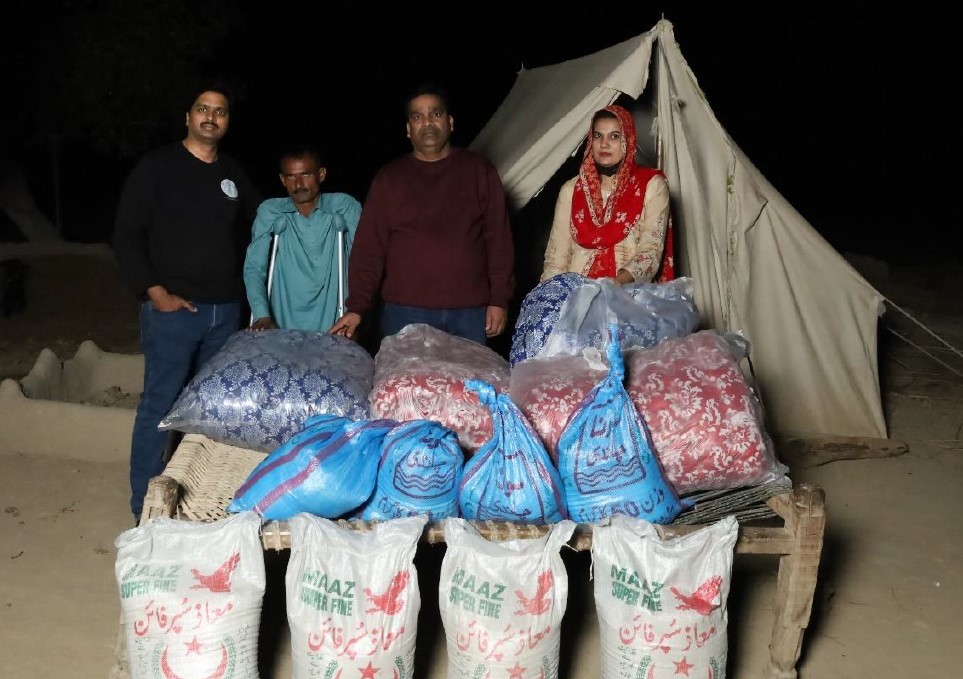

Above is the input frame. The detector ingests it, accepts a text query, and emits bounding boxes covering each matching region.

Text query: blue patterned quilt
[159,329,374,452]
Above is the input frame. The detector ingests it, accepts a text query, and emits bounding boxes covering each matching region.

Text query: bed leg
[766,483,826,678]
[139,475,179,524]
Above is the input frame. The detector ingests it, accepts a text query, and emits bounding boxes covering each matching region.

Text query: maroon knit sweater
[346,148,515,315]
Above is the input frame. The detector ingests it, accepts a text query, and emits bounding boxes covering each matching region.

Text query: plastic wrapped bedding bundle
[159,328,374,452]
[115,512,265,679]
[591,515,738,679]
[624,330,789,493]
[508,348,609,463]
[510,274,698,367]
[439,518,576,679]
[539,276,699,359]
[510,272,586,366]
[286,514,427,679]
[370,323,510,452]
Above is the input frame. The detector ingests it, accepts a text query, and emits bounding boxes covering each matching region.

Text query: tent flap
[471,29,656,210]
[471,19,886,439]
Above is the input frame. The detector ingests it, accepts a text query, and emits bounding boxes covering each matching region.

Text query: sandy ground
[1,253,961,678]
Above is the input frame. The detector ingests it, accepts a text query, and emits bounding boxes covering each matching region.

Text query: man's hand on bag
[329,312,362,339]
[249,317,277,331]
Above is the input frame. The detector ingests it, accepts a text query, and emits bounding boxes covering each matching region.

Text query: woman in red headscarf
[540,104,674,284]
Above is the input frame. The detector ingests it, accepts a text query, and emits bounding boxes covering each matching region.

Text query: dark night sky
[5,4,960,261]
[229,5,959,261]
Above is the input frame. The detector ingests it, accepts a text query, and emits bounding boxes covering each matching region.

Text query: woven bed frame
[121,433,825,679]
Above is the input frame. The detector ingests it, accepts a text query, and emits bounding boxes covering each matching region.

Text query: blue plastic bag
[458,380,568,524]
[358,420,465,521]
[557,325,683,524]
[227,414,396,520]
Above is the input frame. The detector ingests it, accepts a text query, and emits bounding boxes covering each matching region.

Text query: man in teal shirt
[244,144,361,331]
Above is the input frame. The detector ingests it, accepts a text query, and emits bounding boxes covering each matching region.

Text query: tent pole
[654,39,664,172]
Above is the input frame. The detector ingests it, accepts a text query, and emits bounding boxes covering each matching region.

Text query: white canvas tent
[471,19,887,439]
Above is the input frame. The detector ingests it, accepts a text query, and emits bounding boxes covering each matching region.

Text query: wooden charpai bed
[114,433,826,679]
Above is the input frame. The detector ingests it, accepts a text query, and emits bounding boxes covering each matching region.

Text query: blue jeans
[129,301,241,519]
[381,303,487,345]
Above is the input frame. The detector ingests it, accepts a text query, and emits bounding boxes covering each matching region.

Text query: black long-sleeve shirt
[113,142,260,303]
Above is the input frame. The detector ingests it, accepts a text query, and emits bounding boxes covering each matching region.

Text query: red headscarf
[570,104,675,282]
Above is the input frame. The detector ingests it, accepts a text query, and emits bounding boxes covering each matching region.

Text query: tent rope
[883,298,963,379]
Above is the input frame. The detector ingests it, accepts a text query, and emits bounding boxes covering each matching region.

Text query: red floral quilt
[370,324,511,452]
[511,331,787,493]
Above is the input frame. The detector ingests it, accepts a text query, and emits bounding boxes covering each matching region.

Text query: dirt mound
[0,251,140,381]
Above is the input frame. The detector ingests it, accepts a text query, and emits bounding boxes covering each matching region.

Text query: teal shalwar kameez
[243,193,361,331]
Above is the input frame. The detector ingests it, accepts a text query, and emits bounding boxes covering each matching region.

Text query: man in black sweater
[113,82,260,521]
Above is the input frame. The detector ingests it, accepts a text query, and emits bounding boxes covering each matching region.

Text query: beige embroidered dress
[540,173,670,283]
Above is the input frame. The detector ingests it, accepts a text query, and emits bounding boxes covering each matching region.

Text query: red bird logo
[670,575,723,616]
[515,570,554,615]
[366,570,409,615]
[190,553,240,593]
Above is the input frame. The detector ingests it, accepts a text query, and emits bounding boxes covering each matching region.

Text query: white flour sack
[285,514,428,679]
[114,511,266,679]
[591,515,738,679]
[439,518,576,679]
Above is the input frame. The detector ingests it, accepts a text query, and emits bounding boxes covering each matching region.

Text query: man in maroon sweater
[328,84,514,346]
